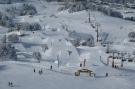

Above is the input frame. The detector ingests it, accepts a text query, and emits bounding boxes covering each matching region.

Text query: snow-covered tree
[1,35,7,43]
[128,32,135,42]
[0,12,14,27]
[20,4,37,16]
[42,44,49,52]
[100,32,109,46]
[0,43,17,61]
[0,0,26,4]
[14,22,42,31]
[69,31,95,47]
[33,52,42,63]
[4,3,37,17]
[0,0,11,4]
[8,34,19,43]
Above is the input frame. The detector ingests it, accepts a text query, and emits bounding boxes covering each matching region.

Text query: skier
[50,65,53,70]
[10,82,13,87]
[8,82,13,87]
[34,68,36,73]
[114,65,117,68]
[80,63,82,67]
[39,69,43,75]
[106,73,108,77]
[8,82,10,87]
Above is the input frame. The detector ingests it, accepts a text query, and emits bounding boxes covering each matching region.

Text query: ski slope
[1,0,135,89]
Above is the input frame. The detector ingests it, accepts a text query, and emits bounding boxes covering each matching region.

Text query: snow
[0,59,135,89]
[1,0,135,89]
[7,31,24,36]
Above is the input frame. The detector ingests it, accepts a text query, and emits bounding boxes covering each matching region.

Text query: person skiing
[50,65,53,70]
[8,82,10,87]
[39,70,41,75]
[34,68,36,73]
[10,82,13,87]
[106,73,108,77]
[8,82,13,87]
[39,69,43,75]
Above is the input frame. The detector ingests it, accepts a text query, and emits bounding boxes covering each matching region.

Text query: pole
[83,59,86,67]
[113,52,115,59]
[121,60,123,67]
[57,55,59,68]
[5,34,6,43]
[96,23,99,42]
[112,59,114,68]
[88,9,91,23]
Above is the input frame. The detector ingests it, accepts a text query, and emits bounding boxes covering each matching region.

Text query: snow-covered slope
[1,0,135,89]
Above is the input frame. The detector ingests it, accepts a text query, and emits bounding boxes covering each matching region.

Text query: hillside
[0,0,135,89]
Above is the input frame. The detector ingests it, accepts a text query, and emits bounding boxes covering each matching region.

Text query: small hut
[75,68,95,77]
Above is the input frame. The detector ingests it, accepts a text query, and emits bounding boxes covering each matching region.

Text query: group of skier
[33,65,53,75]
[34,68,43,75]
[8,82,14,87]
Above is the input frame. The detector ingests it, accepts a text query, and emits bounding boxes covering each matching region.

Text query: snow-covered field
[1,0,135,89]
[0,60,135,89]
